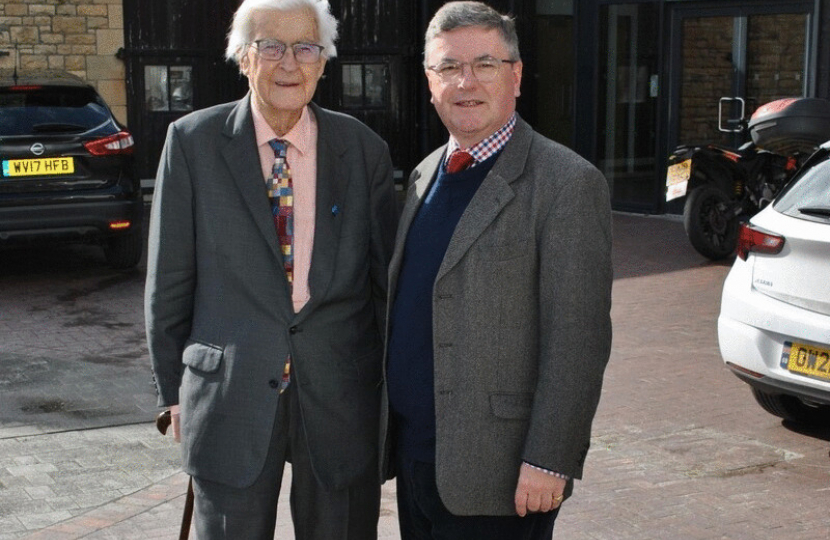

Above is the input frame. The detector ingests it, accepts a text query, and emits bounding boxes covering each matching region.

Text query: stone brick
[56,5,77,16]
[96,78,125,107]
[65,33,95,45]
[77,5,107,17]
[86,54,123,80]
[4,5,28,17]
[40,32,65,45]
[47,54,64,70]
[64,54,84,71]
[10,26,39,45]
[33,44,57,55]
[20,54,48,70]
[0,17,24,27]
[96,29,122,56]
[108,3,122,30]
[86,17,108,30]
[69,45,96,56]
[29,5,56,16]
[52,16,85,34]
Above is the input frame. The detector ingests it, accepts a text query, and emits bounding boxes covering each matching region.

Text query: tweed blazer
[380,116,613,516]
[146,96,397,491]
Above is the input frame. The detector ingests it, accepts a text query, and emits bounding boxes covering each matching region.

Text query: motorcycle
[665,97,830,260]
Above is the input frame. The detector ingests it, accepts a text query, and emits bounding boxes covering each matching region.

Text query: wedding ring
[552,494,564,504]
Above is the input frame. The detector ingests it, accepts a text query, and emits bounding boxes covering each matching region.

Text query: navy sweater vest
[387,151,500,463]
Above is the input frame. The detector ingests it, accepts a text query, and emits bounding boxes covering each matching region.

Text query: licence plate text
[781,341,830,383]
[666,159,691,202]
[2,157,75,177]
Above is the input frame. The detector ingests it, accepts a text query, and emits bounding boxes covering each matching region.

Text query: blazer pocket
[489,392,533,420]
[182,340,224,374]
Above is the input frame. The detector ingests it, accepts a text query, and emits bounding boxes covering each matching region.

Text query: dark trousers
[192,384,381,540]
[396,457,558,540]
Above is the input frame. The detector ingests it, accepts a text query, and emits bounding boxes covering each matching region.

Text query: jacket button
[289,326,298,334]
[269,380,279,389]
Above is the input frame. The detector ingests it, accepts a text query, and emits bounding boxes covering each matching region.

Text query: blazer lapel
[435,117,533,282]
[388,146,444,292]
[221,95,284,266]
[297,104,348,318]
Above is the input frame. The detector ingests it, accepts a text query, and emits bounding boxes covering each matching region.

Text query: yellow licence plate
[665,159,691,202]
[2,157,75,177]
[781,341,830,383]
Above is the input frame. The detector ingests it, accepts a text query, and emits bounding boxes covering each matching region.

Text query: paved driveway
[0,211,827,539]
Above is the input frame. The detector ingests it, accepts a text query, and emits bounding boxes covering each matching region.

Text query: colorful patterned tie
[269,139,294,284]
[268,139,293,393]
[446,150,475,173]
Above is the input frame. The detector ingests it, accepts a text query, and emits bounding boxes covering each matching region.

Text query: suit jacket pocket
[489,392,533,420]
[182,340,224,373]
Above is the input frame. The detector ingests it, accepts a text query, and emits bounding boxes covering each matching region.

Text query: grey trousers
[191,384,381,540]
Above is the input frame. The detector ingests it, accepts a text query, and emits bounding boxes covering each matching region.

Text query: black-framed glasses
[250,39,325,63]
[427,58,517,83]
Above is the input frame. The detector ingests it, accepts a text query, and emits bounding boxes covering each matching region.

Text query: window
[145,65,193,112]
[341,62,388,109]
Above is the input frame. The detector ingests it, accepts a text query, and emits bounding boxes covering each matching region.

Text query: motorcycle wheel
[683,186,739,260]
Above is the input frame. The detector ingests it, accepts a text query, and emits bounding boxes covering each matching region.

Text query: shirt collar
[251,98,314,156]
[447,113,517,165]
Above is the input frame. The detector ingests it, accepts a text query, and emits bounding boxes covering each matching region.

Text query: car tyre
[104,231,143,269]
[751,387,827,425]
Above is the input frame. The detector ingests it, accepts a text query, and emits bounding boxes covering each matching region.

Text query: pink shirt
[251,102,317,313]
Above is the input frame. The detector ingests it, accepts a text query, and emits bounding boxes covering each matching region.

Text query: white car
[718,143,830,425]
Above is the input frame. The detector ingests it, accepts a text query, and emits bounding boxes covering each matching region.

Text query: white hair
[225,0,339,65]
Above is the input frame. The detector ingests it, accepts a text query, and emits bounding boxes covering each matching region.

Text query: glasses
[250,39,325,63]
[427,58,517,83]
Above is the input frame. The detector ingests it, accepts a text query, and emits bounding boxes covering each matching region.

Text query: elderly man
[145,0,397,538]
[381,2,613,539]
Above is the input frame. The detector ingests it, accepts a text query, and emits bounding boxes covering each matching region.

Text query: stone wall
[0,0,126,124]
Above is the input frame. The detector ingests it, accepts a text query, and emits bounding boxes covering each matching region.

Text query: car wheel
[104,231,143,269]
[751,387,828,425]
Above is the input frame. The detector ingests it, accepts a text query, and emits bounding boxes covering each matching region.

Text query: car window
[0,86,111,136]
[774,154,830,223]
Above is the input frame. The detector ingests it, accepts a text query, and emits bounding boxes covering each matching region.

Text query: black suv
[0,70,143,269]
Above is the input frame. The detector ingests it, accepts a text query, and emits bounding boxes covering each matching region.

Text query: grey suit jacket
[380,116,613,515]
[145,96,397,490]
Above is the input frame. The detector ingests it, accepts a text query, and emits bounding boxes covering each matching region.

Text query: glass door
[597,3,660,212]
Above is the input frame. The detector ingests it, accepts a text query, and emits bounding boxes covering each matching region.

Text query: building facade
[0,0,127,123]
[2,0,827,212]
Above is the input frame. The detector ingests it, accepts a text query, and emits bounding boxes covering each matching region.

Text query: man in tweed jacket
[380,2,613,538]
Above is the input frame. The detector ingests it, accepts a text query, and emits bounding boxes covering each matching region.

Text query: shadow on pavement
[612,212,734,280]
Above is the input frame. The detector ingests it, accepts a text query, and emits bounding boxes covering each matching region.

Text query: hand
[514,463,566,517]
[170,404,181,443]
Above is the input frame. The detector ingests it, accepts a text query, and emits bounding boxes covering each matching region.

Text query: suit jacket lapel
[221,95,284,266]
[388,146,444,293]
[435,117,533,282]
[298,103,348,318]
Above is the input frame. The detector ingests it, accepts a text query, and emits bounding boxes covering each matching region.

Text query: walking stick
[156,410,194,540]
